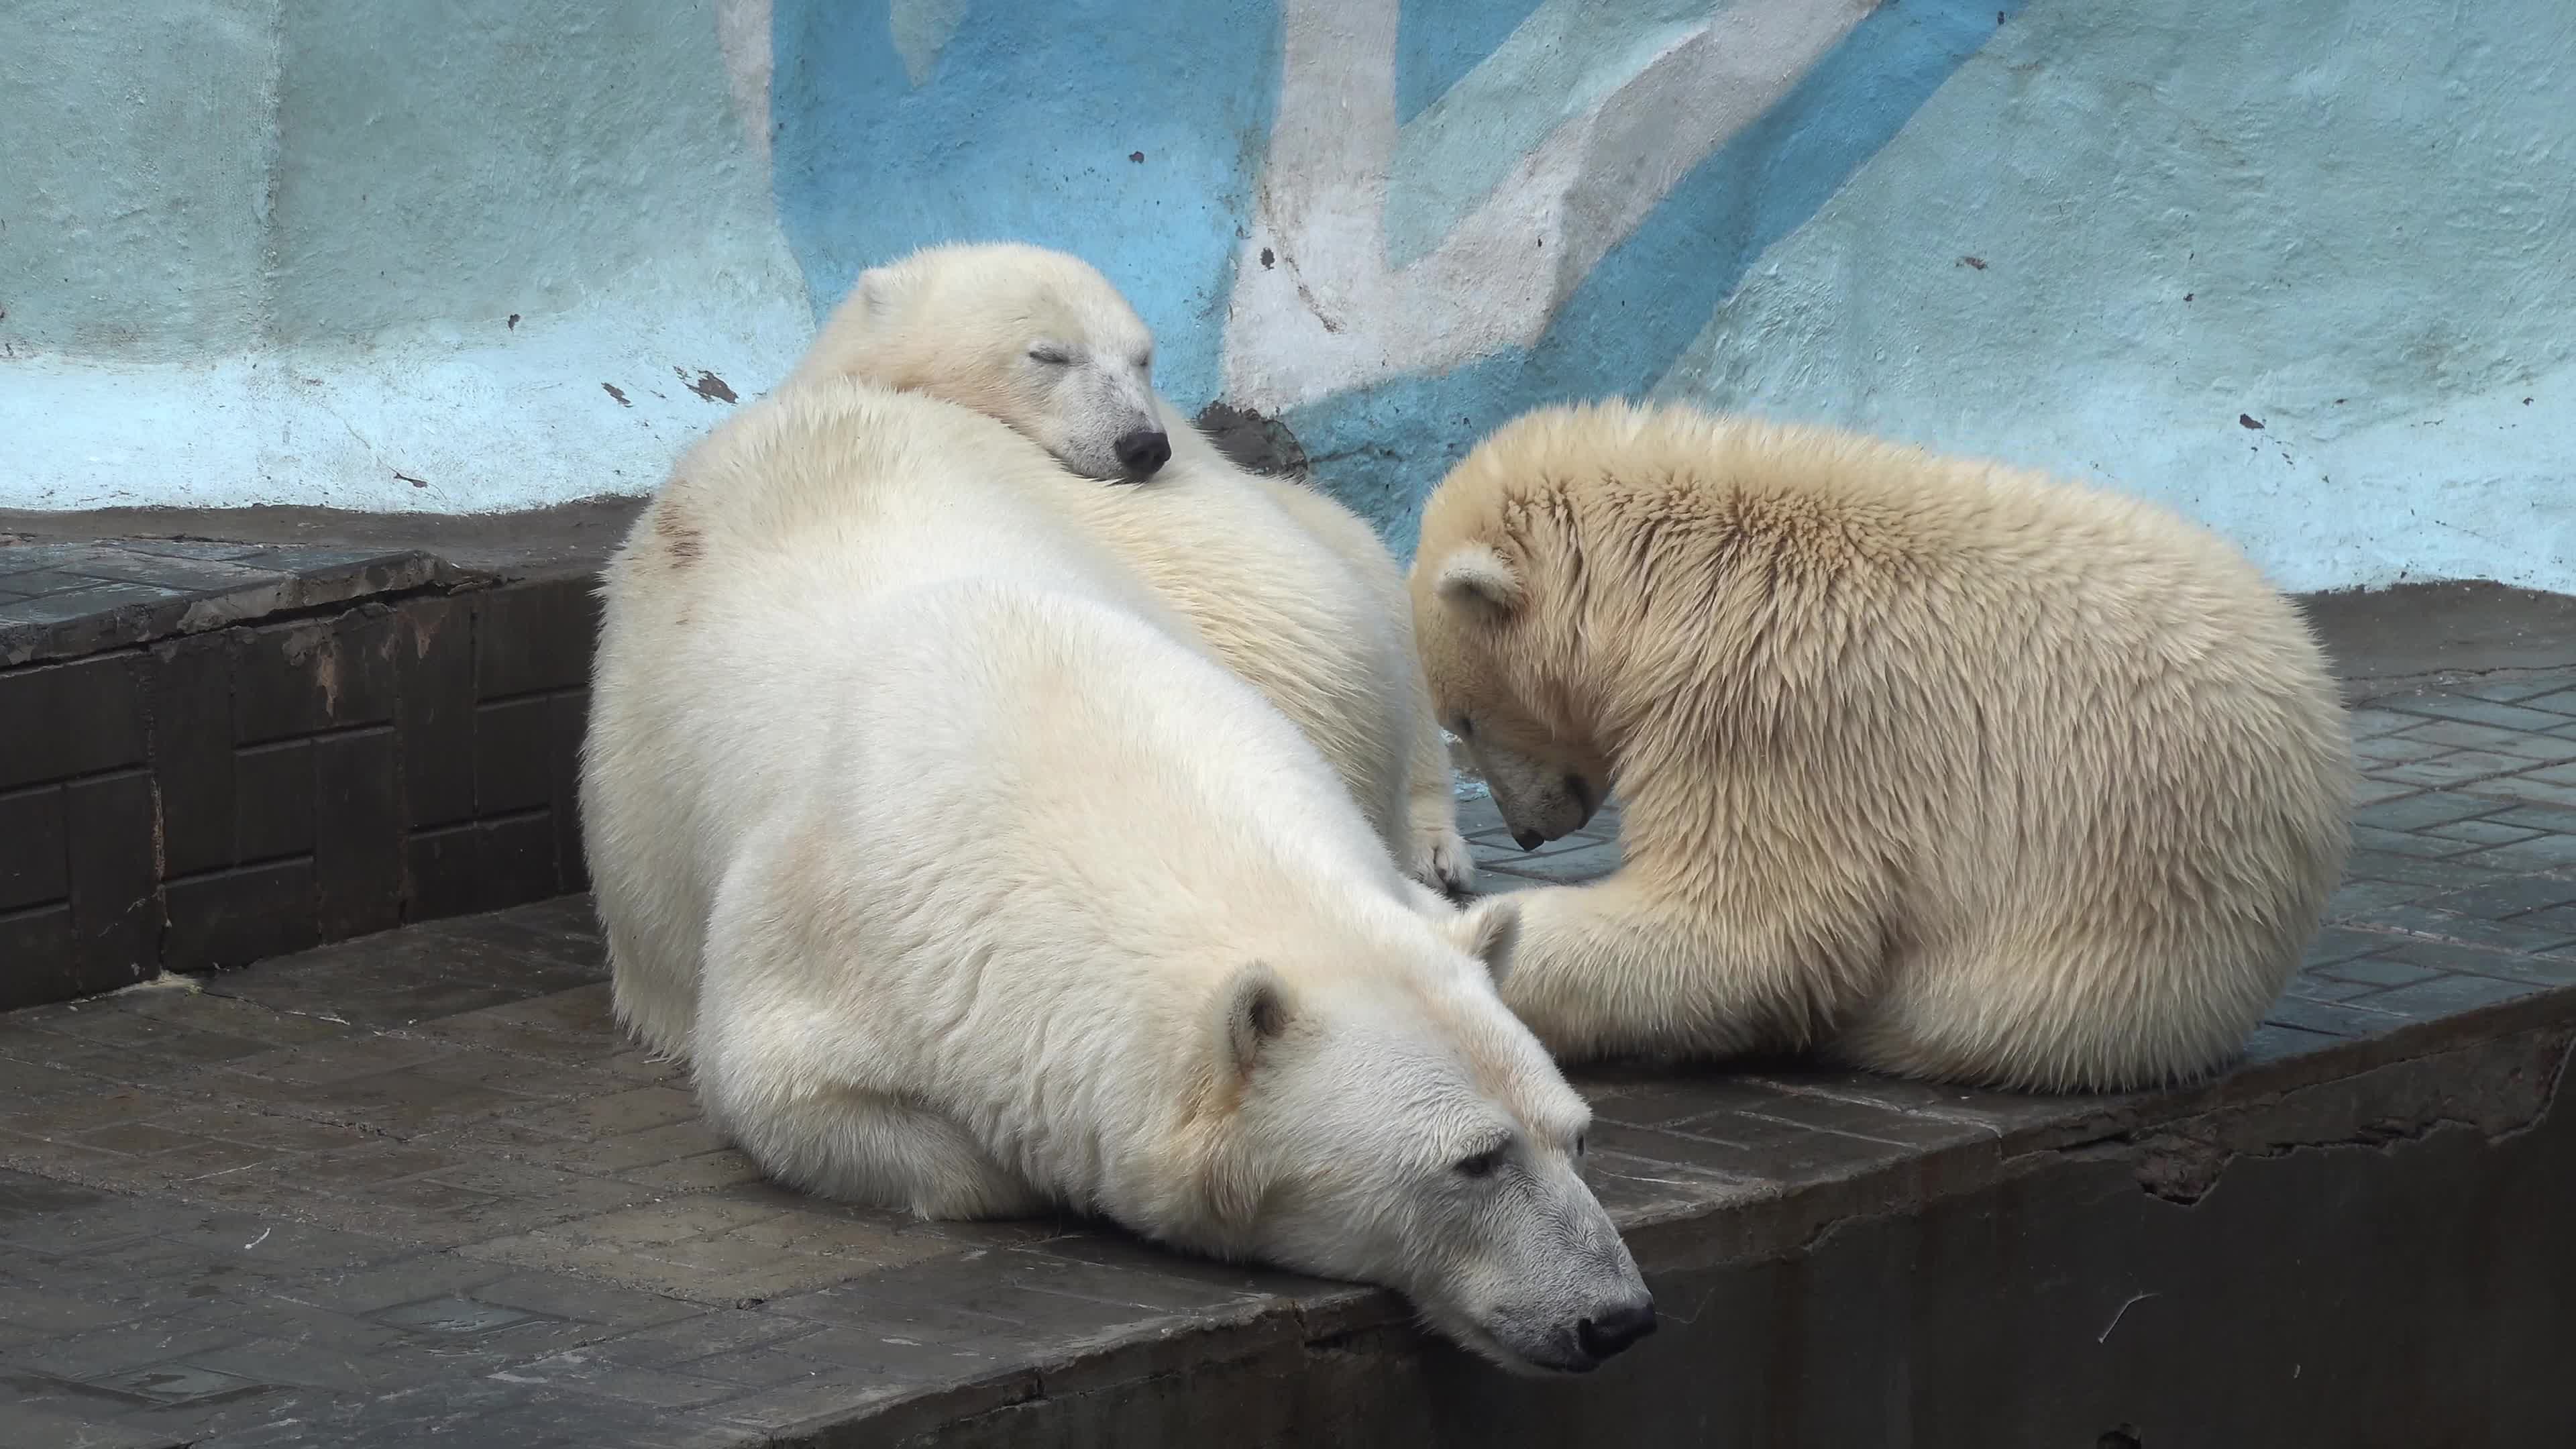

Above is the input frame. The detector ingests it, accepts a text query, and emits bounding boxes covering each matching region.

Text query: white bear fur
[1410,400,2355,1093]
[580,380,1650,1373]
[788,241,1472,896]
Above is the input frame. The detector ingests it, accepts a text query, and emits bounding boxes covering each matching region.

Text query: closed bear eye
[1454,1144,1507,1179]
[1027,346,1072,366]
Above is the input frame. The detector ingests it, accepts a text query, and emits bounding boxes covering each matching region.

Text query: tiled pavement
[0,540,452,669]
[2,668,2575,1446]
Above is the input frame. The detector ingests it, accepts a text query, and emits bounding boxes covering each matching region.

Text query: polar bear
[1409,400,2353,1093]
[787,241,1472,895]
[580,380,1654,1373]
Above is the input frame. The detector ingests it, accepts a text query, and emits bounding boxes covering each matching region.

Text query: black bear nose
[1575,1302,1658,1363]
[1114,428,1171,478]
[1512,829,1544,852]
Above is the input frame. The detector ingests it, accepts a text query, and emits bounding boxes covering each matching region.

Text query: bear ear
[853,266,898,319]
[1443,896,1522,987]
[1434,543,1525,618]
[1214,962,1293,1081]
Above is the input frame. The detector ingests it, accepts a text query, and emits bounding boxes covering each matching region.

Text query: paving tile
[2359,971,2547,1020]
[463,1267,710,1329]
[2394,717,2576,761]
[0,653,148,792]
[2379,694,2576,733]
[2345,706,2428,739]
[2351,790,2510,833]
[488,1349,746,1409]
[315,729,404,941]
[2337,849,2506,891]
[2300,926,2393,967]
[475,580,600,701]
[4,1309,257,1381]
[2373,751,2539,789]
[0,1402,191,1449]
[2259,995,2410,1039]
[2348,777,2421,806]
[2352,732,2455,766]
[588,1308,822,1371]
[0,785,69,912]
[0,905,84,1012]
[473,695,557,818]
[394,594,479,831]
[2284,975,2379,1004]
[2347,822,2481,860]
[2352,902,2576,956]
[231,614,401,746]
[2450,831,2576,872]
[2310,954,2441,989]
[2423,874,2576,920]
[64,771,162,995]
[148,633,238,878]
[2237,1022,2345,1066]
[162,861,319,975]
[2421,818,2546,848]
[2480,800,2576,835]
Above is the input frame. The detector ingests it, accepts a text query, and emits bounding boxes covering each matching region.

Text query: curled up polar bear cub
[578,380,1654,1375]
[1410,401,2354,1094]
[786,241,1474,896]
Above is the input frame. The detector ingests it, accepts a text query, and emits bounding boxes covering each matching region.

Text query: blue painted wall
[759,0,2569,594]
[771,0,1281,413]
[8,0,2568,593]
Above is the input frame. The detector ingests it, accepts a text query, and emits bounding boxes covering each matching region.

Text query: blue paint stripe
[769,0,1283,409]
[1283,0,2028,549]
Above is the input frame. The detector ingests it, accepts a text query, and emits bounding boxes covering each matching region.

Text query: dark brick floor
[1,667,2574,1446]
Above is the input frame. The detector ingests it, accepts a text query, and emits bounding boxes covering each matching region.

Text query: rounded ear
[853,266,897,318]
[1214,962,1293,1081]
[1434,543,1525,618]
[1442,896,1522,987]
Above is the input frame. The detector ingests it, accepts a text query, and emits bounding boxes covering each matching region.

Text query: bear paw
[1409,822,1477,899]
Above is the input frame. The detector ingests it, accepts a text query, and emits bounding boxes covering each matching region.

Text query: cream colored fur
[790,241,1472,894]
[579,381,1651,1373]
[1409,400,2355,1093]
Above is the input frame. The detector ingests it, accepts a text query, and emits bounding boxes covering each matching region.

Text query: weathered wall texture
[5,0,2569,593]
[1,1,812,513]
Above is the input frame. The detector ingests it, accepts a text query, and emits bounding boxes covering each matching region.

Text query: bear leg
[1497,872,1880,1064]
[724,1087,1055,1221]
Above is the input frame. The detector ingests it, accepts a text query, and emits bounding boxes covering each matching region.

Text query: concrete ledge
[0,538,601,1008]
[1,885,2571,1446]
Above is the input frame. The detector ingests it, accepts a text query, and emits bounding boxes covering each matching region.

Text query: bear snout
[1114,427,1172,480]
[1574,1297,1658,1364]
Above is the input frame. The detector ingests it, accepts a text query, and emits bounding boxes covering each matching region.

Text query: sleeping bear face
[1198,897,1656,1375]
[1409,541,1611,850]
[792,241,1172,482]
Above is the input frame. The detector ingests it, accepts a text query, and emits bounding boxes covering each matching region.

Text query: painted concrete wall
[4,0,2568,594]
[1,1,812,513]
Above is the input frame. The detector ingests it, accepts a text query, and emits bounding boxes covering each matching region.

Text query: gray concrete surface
[4,655,2576,1443]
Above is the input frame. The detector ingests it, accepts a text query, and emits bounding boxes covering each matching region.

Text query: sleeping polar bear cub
[786,241,1474,896]
[579,379,1654,1375]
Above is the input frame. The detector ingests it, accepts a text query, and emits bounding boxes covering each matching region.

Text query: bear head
[1188,894,1656,1375]
[794,241,1173,482]
[1408,534,1614,851]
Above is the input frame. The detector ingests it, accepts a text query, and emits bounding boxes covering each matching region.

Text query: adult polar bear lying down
[784,241,1473,897]
[580,380,1654,1375]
